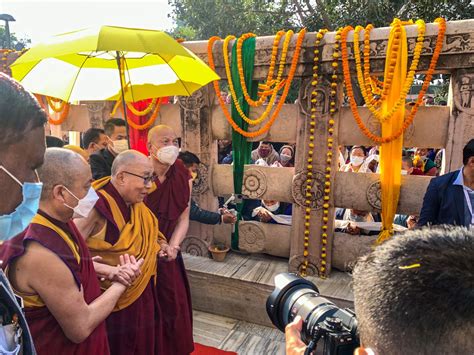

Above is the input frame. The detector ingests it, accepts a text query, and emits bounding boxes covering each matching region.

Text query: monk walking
[146,125,194,355]
[1,148,142,354]
[76,150,169,355]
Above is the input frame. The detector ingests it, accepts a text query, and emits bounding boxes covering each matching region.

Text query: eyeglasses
[122,171,154,185]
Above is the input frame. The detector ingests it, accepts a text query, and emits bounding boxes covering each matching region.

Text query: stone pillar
[179,86,219,256]
[289,76,341,276]
[446,69,474,171]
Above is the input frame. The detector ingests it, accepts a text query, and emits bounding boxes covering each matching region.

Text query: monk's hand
[166,245,180,261]
[158,243,170,259]
[128,255,144,278]
[285,316,307,355]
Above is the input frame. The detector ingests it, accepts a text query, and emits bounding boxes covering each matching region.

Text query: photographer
[285,226,474,354]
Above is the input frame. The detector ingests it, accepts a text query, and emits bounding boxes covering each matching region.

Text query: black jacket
[90,148,115,180]
[190,199,221,225]
[419,170,467,227]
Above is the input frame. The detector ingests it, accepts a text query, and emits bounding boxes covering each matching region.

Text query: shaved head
[110,150,154,205]
[38,148,90,201]
[147,125,176,143]
[111,150,151,177]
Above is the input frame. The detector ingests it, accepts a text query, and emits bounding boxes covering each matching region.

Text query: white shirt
[453,168,474,225]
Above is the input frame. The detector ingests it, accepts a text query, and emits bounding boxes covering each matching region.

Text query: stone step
[184,252,354,328]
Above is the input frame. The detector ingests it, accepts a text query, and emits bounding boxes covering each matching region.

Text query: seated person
[413,147,437,176]
[340,146,369,173]
[286,226,474,354]
[275,145,295,167]
[251,141,280,165]
[252,199,292,225]
[335,209,377,235]
[1,148,141,354]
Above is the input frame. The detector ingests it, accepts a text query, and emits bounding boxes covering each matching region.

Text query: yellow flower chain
[207,28,307,138]
[126,98,158,116]
[236,31,286,107]
[223,30,293,125]
[353,19,426,123]
[46,96,67,113]
[300,28,328,278]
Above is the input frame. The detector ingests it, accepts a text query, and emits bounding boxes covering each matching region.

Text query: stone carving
[238,221,265,253]
[367,112,415,140]
[242,168,267,199]
[289,254,319,277]
[178,89,205,111]
[298,78,329,117]
[443,34,473,53]
[292,170,325,210]
[453,71,474,115]
[182,235,209,257]
[192,163,210,195]
[86,102,107,128]
[366,181,382,211]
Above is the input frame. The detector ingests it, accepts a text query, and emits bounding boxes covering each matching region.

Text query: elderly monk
[75,149,169,355]
[1,148,142,355]
[146,125,194,355]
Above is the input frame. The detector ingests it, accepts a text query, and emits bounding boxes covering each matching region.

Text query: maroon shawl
[1,210,109,355]
[145,159,194,355]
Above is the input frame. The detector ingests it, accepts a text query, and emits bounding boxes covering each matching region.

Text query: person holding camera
[283,226,474,355]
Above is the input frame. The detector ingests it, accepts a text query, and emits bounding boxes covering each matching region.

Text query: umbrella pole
[116,51,131,149]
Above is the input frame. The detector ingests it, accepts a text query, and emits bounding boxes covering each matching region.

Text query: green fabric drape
[230,37,257,250]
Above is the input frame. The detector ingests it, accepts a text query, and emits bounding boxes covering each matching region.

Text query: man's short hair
[402,155,414,168]
[82,128,105,149]
[353,226,474,355]
[0,73,47,146]
[104,118,126,137]
[463,139,474,165]
[179,151,200,166]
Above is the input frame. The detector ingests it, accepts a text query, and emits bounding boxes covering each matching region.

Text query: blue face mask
[0,166,43,241]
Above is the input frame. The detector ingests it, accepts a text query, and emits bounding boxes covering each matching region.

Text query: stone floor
[193,310,286,355]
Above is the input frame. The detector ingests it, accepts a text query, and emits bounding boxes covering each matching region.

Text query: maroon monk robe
[1,210,110,355]
[94,181,161,355]
[145,159,194,355]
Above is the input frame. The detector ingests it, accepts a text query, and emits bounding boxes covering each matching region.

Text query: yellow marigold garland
[207,29,307,138]
[126,98,158,116]
[46,96,67,113]
[110,98,162,130]
[341,18,446,144]
[223,30,293,125]
[353,19,426,123]
[236,31,286,107]
[300,28,328,278]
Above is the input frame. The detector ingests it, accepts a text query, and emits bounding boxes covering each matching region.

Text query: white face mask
[111,139,129,155]
[63,187,99,219]
[280,154,292,163]
[401,170,408,175]
[153,145,180,165]
[350,156,365,167]
[263,201,280,212]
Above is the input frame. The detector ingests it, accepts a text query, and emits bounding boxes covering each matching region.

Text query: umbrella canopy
[11,25,219,102]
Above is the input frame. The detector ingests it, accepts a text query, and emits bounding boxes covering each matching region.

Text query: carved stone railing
[49,19,474,276]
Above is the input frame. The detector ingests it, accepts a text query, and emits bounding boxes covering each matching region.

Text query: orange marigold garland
[110,98,162,130]
[341,18,446,144]
[207,29,307,138]
[36,95,70,125]
[300,28,328,278]
[126,98,158,116]
[224,30,292,125]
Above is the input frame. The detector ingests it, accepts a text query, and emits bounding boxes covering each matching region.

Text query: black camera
[266,273,359,355]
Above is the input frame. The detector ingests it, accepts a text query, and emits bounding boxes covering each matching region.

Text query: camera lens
[267,273,358,345]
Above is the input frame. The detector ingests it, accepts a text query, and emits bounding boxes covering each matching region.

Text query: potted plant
[208,242,230,262]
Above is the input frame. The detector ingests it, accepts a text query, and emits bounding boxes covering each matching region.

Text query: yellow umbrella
[11,25,219,103]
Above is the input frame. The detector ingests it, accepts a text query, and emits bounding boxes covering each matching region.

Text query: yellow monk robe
[87,176,165,355]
